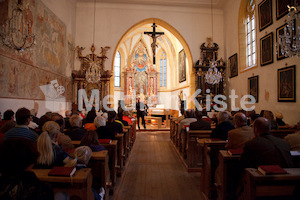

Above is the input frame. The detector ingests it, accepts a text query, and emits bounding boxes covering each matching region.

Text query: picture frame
[278,65,296,102]
[260,32,273,66]
[248,75,259,103]
[229,53,238,78]
[276,0,292,20]
[276,20,296,60]
[258,0,273,31]
[179,49,186,83]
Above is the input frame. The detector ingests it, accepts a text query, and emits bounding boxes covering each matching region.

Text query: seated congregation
[0,106,136,200]
[170,108,300,200]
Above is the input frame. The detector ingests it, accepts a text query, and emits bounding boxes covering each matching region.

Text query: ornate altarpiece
[194,38,226,106]
[72,45,112,107]
[124,42,158,106]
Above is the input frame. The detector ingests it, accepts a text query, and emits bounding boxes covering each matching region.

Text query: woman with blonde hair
[35,121,70,169]
[64,146,105,200]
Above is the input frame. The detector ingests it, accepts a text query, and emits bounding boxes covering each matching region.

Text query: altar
[123,42,159,106]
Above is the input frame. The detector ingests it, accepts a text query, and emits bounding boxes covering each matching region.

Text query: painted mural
[0,55,72,100]
[35,0,66,75]
[0,0,73,101]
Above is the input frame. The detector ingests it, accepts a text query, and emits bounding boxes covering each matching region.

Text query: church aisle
[113,131,201,200]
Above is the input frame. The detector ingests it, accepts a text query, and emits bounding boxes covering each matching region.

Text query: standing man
[136,98,146,130]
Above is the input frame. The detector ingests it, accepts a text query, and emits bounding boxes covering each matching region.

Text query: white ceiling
[77,0,227,8]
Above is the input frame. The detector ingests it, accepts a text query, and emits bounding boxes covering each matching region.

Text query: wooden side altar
[73,44,112,108]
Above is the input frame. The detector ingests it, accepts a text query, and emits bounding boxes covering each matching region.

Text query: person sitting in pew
[50,113,74,151]
[35,121,71,169]
[0,138,54,200]
[80,130,106,152]
[106,111,123,135]
[189,110,211,130]
[178,109,197,135]
[83,108,97,131]
[240,117,294,169]
[94,116,116,140]
[211,111,235,141]
[122,111,133,124]
[226,113,254,149]
[3,107,39,142]
[275,112,286,126]
[233,117,294,199]
[116,111,129,127]
[65,146,105,200]
[284,121,300,151]
[65,114,86,141]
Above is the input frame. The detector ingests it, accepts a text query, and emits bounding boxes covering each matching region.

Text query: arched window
[114,51,121,87]
[239,0,257,71]
[160,52,167,87]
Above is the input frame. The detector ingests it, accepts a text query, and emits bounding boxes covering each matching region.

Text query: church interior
[0,0,300,199]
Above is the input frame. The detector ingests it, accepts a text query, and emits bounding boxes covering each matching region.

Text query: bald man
[240,117,294,169]
[225,113,254,149]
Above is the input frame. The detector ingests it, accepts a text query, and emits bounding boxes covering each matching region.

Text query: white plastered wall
[223,0,300,124]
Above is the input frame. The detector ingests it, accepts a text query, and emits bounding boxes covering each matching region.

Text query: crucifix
[144,23,164,64]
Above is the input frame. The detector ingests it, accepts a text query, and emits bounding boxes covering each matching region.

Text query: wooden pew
[124,125,132,152]
[186,130,211,172]
[100,140,118,191]
[241,168,300,200]
[122,127,130,161]
[32,168,93,200]
[129,120,136,147]
[216,150,241,200]
[71,140,118,192]
[115,133,124,175]
[270,129,296,139]
[89,151,111,200]
[200,140,227,200]
[170,118,176,142]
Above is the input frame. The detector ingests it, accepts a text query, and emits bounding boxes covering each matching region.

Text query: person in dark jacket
[0,138,54,200]
[65,114,85,141]
[211,111,235,140]
[190,110,211,130]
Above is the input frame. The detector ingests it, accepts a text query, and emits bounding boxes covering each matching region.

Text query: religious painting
[248,75,259,103]
[229,53,238,78]
[131,42,151,72]
[35,0,66,75]
[258,0,273,31]
[276,21,296,60]
[278,65,296,102]
[260,32,273,66]
[179,49,186,83]
[276,0,292,20]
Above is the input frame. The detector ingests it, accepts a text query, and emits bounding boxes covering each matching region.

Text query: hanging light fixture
[205,0,222,85]
[85,0,101,83]
[0,0,35,52]
[276,1,300,58]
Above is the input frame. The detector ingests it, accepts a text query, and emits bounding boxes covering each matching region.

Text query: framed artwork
[258,0,273,31]
[276,0,292,20]
[276,20,296,60]
[179,49,186,83]
[248,75,259,103]
[229,53,238,78]
[260,32,273,66]
[278,65,296,102]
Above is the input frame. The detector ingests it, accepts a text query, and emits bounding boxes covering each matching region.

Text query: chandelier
[205,61,222,84]
[0,1,35,52]
[86,61,101,83]
[276,3,300,57]
[85,0,101,83]
[204,0,222,85]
